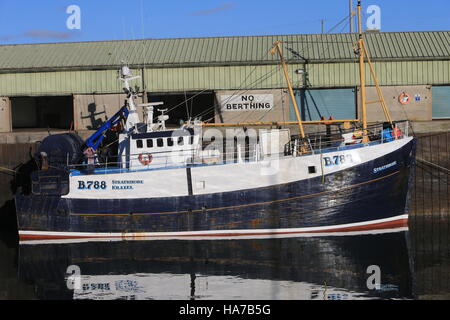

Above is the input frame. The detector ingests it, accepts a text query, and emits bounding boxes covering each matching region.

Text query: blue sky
[0,0,448,44]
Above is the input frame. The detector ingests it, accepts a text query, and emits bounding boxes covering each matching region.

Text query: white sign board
[220,94,274,112]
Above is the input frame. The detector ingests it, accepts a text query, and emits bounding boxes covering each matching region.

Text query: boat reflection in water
[18,227,414,300]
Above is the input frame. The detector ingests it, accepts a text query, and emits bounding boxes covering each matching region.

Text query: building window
[136,140,143,148]
[157,138,164,147]
[147,139,153,148]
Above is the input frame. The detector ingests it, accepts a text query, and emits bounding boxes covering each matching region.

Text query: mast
[357,0,393,140]
[357,0,369,143]
[271,41,306,139]
[119,65,142,133]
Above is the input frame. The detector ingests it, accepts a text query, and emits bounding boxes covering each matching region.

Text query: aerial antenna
[349,0,355,33]
[140,0,145,39]
[140,0,149,104]
[118,63,141,132]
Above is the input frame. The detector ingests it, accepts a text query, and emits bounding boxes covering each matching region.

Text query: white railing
[291,120,411,155]
[68,121,412,175]
[68,144,271,174]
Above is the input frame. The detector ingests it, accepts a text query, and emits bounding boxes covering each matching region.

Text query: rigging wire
[99,51,280,150]
[326,13,353,34]
[200,14,356,125]
[359,43,417,136]
[145,12,356,125]
[197,64,283,124]
[159,50,276,117]
[279,15,355,122]
[101,12,366,152]
[190,50,279,121]
[299,18,353,120]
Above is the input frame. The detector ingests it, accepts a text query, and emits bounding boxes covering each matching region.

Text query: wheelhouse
[119,128,201,169]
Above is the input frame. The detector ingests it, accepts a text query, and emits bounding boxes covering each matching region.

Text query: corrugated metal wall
[307,60,450,88]
[0,61,448,96]
[0,69,135,96]
[144,65,290,92]
[1,32,449,71]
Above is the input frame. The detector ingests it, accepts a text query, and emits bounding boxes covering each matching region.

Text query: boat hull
[15,138,416,240]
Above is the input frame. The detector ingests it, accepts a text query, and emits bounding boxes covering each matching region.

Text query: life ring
[398,92,411,105]
[392,127,402,139]
[138,153,153,165]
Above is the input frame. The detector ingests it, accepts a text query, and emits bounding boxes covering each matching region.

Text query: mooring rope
[416,157,450,174]
[0,166,17,174]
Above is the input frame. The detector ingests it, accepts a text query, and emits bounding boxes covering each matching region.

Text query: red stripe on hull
[19,218,408,241]
[303,218,409,234]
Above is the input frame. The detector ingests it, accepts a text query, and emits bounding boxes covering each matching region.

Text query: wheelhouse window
[147,139,153,148]
[167,138,174,147]
[136,140,143,148]
[157,138,164,147]
[178,136,184,146]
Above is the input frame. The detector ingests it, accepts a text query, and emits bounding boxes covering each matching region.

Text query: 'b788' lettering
[78,181,107,190]
[323,154,353,167]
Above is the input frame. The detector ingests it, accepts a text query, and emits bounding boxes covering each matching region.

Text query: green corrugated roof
[0,31,449,72]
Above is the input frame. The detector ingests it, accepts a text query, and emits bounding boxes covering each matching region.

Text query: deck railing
[68,121,412,175]
[289,120,411,155]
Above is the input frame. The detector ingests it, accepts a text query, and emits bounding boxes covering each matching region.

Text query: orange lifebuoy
[398,92,411,105]
[138,153,153,165]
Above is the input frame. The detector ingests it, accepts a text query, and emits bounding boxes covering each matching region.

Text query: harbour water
[0,214,449,300]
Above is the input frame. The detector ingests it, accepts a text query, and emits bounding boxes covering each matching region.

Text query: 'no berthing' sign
[219,94,274,112]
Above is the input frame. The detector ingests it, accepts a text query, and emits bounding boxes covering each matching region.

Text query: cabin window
[167,138,174,147]
[136,140,143,148]
[308,166,316,174]
[178,136,184,146]
[147,139,153,148]
[157,138,164,147]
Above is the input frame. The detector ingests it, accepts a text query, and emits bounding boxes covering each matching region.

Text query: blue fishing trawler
[15,2,416,240]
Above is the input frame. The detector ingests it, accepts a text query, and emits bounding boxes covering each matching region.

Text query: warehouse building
[0,31,449,134]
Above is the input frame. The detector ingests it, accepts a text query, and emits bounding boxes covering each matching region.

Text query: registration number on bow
[323,154,354,167]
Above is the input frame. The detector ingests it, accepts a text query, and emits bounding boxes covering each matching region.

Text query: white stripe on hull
[64,137,413,200]
[20,227,409,245]
[19,214,408,241]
